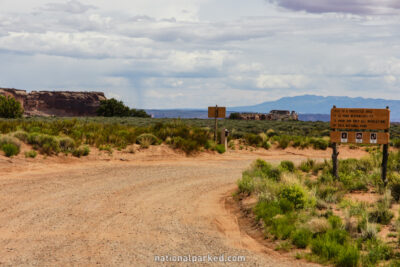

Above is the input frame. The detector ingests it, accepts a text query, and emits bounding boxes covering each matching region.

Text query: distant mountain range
[147,95,400,121]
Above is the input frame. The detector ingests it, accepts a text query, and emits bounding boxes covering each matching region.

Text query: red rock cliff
[0,88,106,117]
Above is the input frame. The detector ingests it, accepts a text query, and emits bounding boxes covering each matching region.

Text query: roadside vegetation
[0,117,399,158]
[236,152,400,266]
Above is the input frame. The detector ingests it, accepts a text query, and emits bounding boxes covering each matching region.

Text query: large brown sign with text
[330,108,390,130]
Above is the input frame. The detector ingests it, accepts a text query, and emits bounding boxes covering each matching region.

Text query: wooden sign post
[208,105,226,142]
[330,106,390,185]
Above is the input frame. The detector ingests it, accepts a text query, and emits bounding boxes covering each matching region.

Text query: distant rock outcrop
[0,88,106,117]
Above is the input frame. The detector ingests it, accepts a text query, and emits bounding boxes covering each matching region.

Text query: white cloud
[256,74,308,89]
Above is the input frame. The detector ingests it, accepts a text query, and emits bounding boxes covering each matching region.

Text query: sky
[0,0,400,109]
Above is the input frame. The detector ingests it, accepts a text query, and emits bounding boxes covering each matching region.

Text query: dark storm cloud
[268,0,400,15]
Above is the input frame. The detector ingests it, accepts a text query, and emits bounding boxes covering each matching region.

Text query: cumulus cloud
[256,74,308,89]
[267,0,400,15]
[43,0,96,14]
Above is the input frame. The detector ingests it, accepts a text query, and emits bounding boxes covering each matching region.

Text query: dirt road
[0,147,365,266]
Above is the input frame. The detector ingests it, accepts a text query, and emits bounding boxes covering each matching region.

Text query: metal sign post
[330,106,390,184]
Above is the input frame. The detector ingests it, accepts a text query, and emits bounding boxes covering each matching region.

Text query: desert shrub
[237,174,255,195]
[0,135,21,148]
[58,136,76,153]
[171,137,199,154]
[215,144,226,154]
[27,133,60,155]
[0,95,23,118]
[317,185,343,203]
[137,133,158,148]
[328,215,343,229]
[310,138,329,150]
[25,150,37,158]
[363,239,392,265]
[72,145,90,157]
[336,244,360,267]
[269,213,297,240]
[12,131,28,142]
[391,139,400,148]
[266,129,278,137]
[251,159,282,181]
[299,159,315,172]
[254,201,282,222]
[277,136,290,149]
[390,175,400,202]
[98,144,113,154]
[280,160,295,172]
[292,228,312,248]
[244,133,263,147]
[1,143,19,157]
[262,140,271,150]
[311,229,351,260]
[369,203,394,225]
[279,184,306,210]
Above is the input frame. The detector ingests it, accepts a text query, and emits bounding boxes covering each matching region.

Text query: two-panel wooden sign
[330,108,390,145]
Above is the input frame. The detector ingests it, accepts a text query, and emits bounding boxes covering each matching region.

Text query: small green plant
[1,143,20,157]
[215,144,226,154]
[299,159,315,172]
[280,160,295,172]
[137,133,159,148]
[279,184,306,210]
[292,229,312,248]
[72,145,90,157]
[25,150,37,158]
[98,144,113,154]
[12,131,28,142]
[58,136,76,153]
[237,175,255,195]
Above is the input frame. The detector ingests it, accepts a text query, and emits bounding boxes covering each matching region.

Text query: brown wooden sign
[208,107,226,118]
[330,131,389,145]
[330,108,390,130]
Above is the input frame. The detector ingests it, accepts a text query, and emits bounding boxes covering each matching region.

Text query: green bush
[269,213,296,240]
[310,138,329,150]
[277,136,290,149]
[262,140,271,150]
[137,133,159,148]
[72,145,90,157]
[244,133,263,147]
[1,143,20,157]
[0,95,23,118]
[58,136,76,152]
[336,244,360,267]
[237,175,255,195]
[292,229,312,248]
[279,184,306,210]
[25,150,37,158]
[299,159,315,172]
[13,131,28,142]
[363,239,392,265]
[215,144,226,154]
[27,133,60,155]
[280,160,295,172]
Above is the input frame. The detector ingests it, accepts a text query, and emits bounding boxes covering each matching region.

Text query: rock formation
[0,88,106,117]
